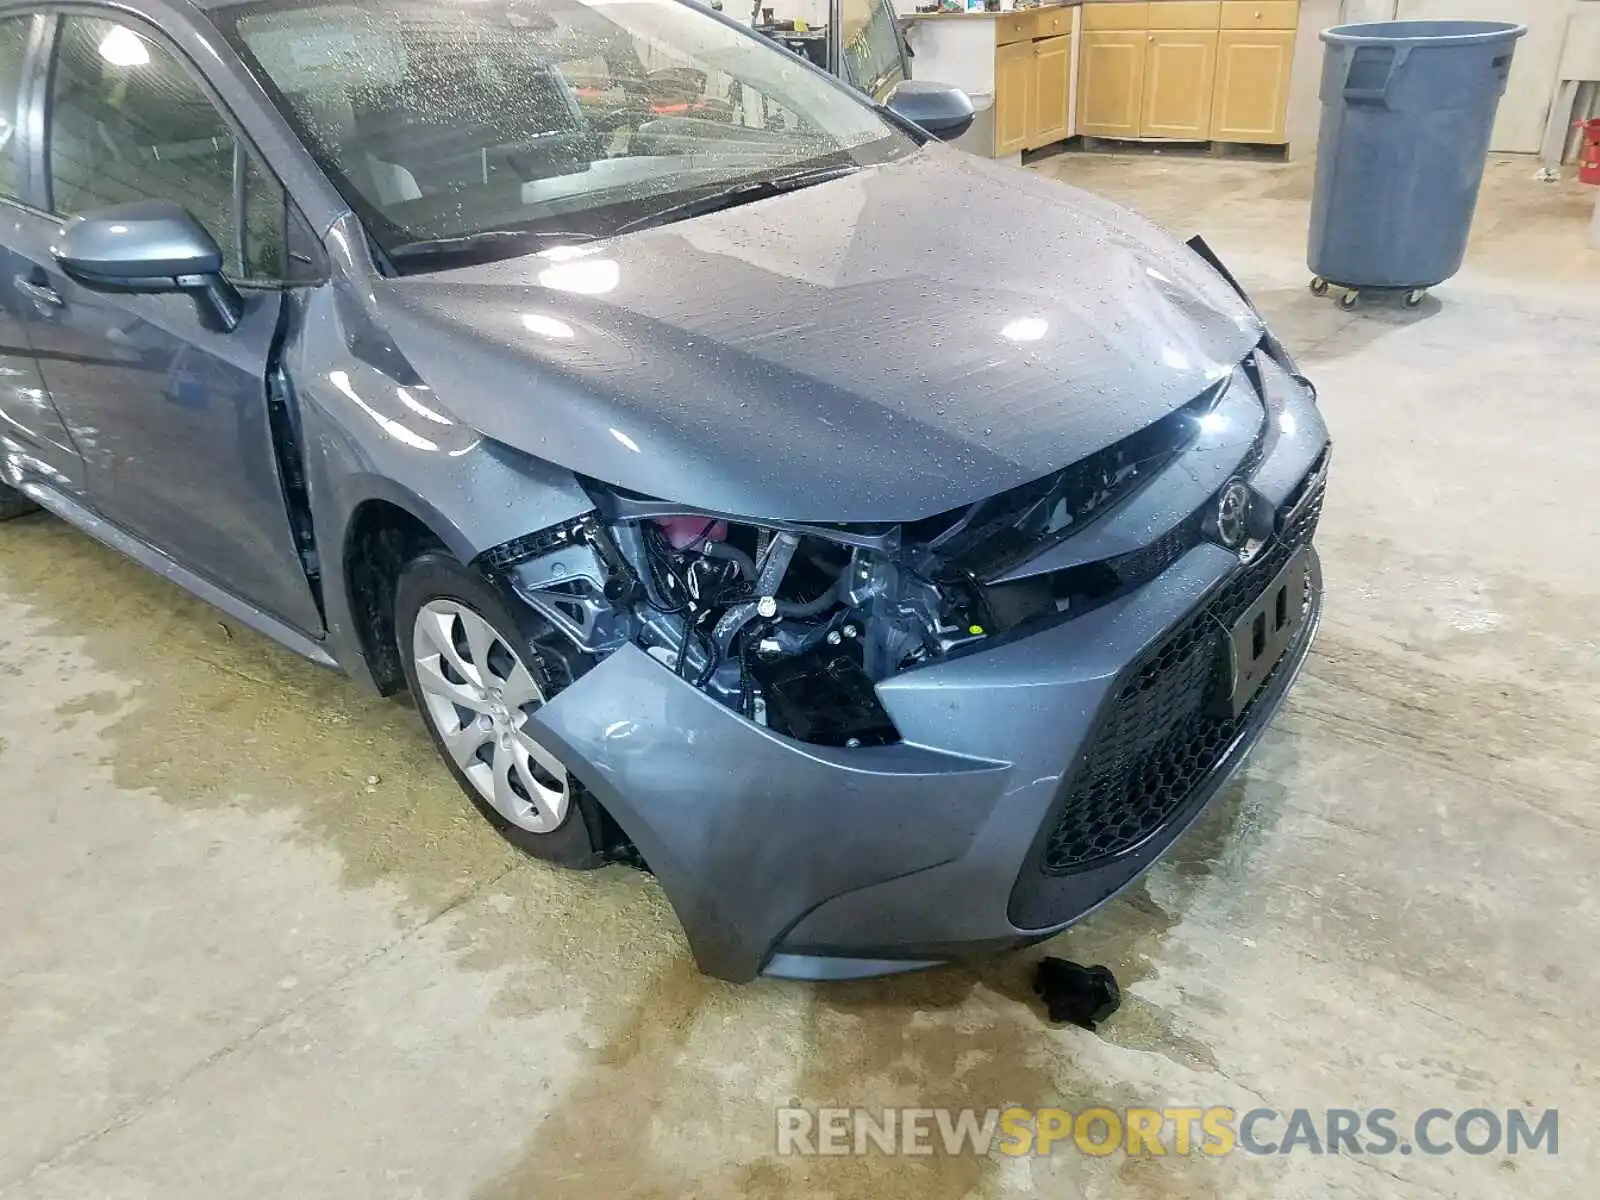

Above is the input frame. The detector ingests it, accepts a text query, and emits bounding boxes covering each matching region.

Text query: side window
[242,153,289,279]
[47,16,305,282]
[0,16,33,201]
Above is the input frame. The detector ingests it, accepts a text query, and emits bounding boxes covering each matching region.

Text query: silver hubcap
[411,599,570,834]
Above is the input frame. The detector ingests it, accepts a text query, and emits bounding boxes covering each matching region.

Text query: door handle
[14,276,63,312]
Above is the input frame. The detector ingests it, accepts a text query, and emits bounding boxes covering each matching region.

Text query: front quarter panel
[293,218,594,687]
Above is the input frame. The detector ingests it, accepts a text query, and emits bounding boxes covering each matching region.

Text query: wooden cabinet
[1142,30,1219,139]
[1078,30,1147,137]
[1212,28,1295,142]
[1028,34,1073,146]
[994,39,1034,155]
[1077,0,1297,145]
[991,10,1073,154]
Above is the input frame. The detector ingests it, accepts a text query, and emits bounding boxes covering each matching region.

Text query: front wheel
[395,552,605,867]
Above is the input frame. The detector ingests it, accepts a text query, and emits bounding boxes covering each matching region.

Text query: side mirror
[53,200,242,331]
[884,80,975,141]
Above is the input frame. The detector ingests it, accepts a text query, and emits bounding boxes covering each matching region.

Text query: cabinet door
[1027,35,1072,148]
[1140,29,1219,139]
[994,40,1034,155]
[1077,30,1146,138]
[1212,28,1295,142]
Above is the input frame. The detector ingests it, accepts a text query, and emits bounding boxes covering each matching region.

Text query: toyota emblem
[1215,480,1251,550]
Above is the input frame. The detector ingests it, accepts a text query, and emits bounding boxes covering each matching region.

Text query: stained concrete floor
[2,152,1597,1199]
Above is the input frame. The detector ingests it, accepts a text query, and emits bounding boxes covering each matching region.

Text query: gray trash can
[1307,20,1526,309]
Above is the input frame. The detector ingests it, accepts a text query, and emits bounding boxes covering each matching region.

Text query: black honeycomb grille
[1104,510,1204,590]
[1039,475,1325,875]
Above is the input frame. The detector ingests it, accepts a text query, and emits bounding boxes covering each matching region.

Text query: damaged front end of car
[476,375,1226,759]
[455,238,1329,983]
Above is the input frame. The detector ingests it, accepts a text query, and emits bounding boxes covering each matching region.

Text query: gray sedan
[0,0,1328,981]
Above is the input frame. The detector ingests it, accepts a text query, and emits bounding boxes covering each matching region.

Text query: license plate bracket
[1225,546,1320,716]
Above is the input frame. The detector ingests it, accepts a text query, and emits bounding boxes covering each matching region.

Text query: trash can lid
[1322,20,1527,48]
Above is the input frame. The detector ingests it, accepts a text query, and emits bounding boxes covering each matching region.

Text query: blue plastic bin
[1308,20,1526,305]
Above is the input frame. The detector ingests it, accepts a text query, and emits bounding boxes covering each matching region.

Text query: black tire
[0,482,39,521]
[394,551,608,868]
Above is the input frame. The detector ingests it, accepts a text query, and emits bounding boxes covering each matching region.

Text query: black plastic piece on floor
[1034,958,1121,1030]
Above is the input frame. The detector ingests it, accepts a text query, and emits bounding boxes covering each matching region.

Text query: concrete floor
[2,153,1598,1199]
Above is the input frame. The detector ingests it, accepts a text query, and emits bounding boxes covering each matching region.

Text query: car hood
[373,145,1261,523]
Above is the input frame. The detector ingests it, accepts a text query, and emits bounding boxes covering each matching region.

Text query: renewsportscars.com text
[775,1106,1559,1158]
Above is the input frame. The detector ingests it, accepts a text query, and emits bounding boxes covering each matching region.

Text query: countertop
[900,1,1152,19]
[900,4,1075,17]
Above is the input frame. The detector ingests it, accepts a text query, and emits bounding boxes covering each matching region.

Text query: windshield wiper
[389,229,599,266]
[386,164,860,264]
[613,164,861,236]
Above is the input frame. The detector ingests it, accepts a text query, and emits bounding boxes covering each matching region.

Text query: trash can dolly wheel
[1310,278,1430,310]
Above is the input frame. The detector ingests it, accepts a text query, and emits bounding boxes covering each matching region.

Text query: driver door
[7,12,323,634]
[0,13,82,491]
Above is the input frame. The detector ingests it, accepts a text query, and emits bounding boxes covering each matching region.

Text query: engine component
[711,532,800,657]
[654,514,727,550]
[514,509,927,746]
[748,641,898,747]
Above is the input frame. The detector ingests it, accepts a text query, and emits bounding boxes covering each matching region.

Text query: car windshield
[213,0,919,268]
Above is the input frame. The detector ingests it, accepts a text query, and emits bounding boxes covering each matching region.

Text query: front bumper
[530,371,1329,983]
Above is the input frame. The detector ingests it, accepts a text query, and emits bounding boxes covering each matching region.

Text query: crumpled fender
[528,644,1010,981]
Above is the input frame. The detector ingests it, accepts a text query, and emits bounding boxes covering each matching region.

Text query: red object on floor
[1579,119,1600,186]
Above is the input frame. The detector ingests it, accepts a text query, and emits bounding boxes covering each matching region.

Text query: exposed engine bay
[479,385,1224,750]
[485,506,965,749]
